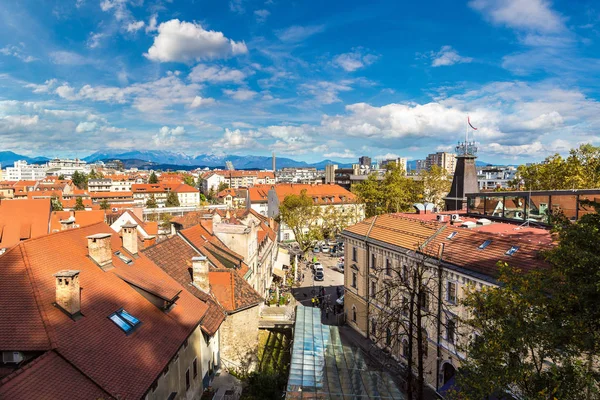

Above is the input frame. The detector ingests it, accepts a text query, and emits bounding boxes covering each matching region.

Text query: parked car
[322,245,330,253]
[314,270,325,281]
[313,262,323,272]
[313,246,320,253]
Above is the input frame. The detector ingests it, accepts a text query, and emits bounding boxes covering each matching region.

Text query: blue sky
[1,0,599,163]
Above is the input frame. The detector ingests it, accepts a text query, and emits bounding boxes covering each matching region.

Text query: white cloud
[333,49,378,72]
[153,125,185,146]
[276,25,325,43]
[55,85,78,100]
[0,45,37,63]
[229,0,245,14]
[324,149,357,159]
[375,153,401,160]
[100,0,129,21]
[213,128,259,150]
[254,9,270,23]
[75,121,97,133]
[145,19,248,63]
[223,88,257,101]
[2,115,39,127]
[469,0,565,34]
[430,46,473,67]
[188,64,247,84]
[190,96,215,108]
[26,79,58,93]
[49,51,91,65]
[299,80,354,104]
[87,32,106,49]
[145,14,158,33]
[126,20,145,33]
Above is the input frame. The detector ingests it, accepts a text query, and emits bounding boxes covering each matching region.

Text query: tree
[99,199,110,210]
[71,171,88,189]
[51,196,63,211]
[321,205,356,239]
[148,171,159,184]
[73,197,85,211]
[160,213,173,231]
[419,165,451,211]
[217,181,230,192]
[183,175,196,187]
[145,194,158,208]
[277,190,323,252]
[88,169,103,179]
[352,173,384,217]
[165,191,180,207]
[57,174,65,180]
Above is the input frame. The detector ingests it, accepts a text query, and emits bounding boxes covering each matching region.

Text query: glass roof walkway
[286,305,404,399]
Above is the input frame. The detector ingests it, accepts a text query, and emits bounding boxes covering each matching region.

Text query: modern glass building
[466,189,600,225]
[286,305,403,399]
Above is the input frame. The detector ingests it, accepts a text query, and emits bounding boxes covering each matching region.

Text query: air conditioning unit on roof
[3,351,23,364]
[451,214,460,221]
[437,214,447,222]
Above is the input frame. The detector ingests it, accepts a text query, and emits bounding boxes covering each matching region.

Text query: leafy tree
[73,197,85,211]
[71,171,88,189]
[165,191,180,207]
[160,213,173,231]
[51,196,63,211]
[200,193,207,203]
[183,175,196,187]
[145,194,158,208]
[88,169,103,179]
[510,144,600,190]
[241,371,287,400]
[217,181,230,192]
[352,173,384,217]
[57,174,65,180]
[321,205,355,239]
[99,199,110,210]
[419,165,451,210]
[277,189,323,252]
[148,171,159,184]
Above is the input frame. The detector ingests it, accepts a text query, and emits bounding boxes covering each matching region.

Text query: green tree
[419,165,451,210]
[165,191,180,207]
[277,190,323,252]
[71,171,88,189]
[73,197,85,211]
[51,196,63,211]
[99,199,110,210]
[320,205,356,239]
[57,174,65,180]
[183,175,196,187]
[145,194,158,208]
[217,181,230,192]
[148,171,159,184]
[352,173,384,217]
[88,169,103,179]
[160,213,173,231]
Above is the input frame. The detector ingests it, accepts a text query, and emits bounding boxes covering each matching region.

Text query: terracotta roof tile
[0,199,51,249]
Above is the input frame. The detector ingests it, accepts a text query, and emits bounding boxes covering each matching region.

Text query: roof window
[478,240,492,250]
[505,246,519,256]
[114,251,133,264]
[109,308,141,334]
[446,231,458,240]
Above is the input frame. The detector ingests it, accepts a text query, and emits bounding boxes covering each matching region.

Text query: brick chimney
[86,233,112,267]
[121,223,138,255]
[192,256,210,293]
[143,236,157,248]
[53,270,81,316]
[60,218,75,231]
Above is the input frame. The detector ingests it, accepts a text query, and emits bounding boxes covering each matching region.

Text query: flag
[468,116,478,130]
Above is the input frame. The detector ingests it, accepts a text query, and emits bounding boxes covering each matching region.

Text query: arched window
[352,306,357,322]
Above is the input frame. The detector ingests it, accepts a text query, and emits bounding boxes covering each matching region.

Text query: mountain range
[0,150,492,171]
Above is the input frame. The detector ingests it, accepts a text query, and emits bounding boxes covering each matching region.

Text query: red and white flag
[468,116,478,130]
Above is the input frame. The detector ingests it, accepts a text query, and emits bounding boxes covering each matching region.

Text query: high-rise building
[415,160,427,173]
[5,160,48,181]
[358,156,371,167]
[325,164,338,184]
[425,152,456,174]
[380,157,407,174]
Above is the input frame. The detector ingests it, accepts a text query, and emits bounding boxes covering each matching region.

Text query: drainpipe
[435,243,445,392]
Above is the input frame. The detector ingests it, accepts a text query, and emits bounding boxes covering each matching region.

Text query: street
[291,251,345,325]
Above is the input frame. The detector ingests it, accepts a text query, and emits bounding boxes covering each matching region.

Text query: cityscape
[0,1,599,400]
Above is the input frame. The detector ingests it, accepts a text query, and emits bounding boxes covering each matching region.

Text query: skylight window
[109,309,141,334]
[447,231,458,240]
[114,251,132,264]
[505,246,519,256]
[478,240,492,250]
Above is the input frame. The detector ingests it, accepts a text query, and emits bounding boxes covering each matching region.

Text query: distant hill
[0,151,49,167]
[84,150,354,170]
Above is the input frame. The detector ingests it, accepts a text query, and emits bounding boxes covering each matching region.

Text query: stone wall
[219,305,260,373]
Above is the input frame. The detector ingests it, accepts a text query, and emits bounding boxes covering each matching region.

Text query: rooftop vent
[476,218,492,226]
[460,221,477,229]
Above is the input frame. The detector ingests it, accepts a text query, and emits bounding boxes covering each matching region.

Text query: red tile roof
[0,222,210,399]
[50,210,105,232]
[0,351,113,400]
[209,269,263,312]
[271,183,357,205]
[0,199,52,249]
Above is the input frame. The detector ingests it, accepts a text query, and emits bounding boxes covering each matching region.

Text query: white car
[321,245,330,253]
[313,262,323,272]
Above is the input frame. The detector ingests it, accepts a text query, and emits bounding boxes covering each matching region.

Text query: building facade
[4,160,48,181]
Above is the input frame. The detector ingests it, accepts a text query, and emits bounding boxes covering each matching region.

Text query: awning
[273,268,286,279]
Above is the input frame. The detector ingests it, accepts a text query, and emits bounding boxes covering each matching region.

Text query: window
[283,233,290,241]
[193,358,198,378]
[402,339,409,358]
[421,329,429,358]
[108,309,141,334]
[402,296,409,316]
[385,289,391,306]
[478,240,492,250]
[185,369,190,391]
[386,327,392,347]
[371,253,377,269]
[402,265,409,283]
[505,245,519,256]
[385,259,391,276]
[419,289,429,311]
[447,281,457,304]
[370,281,377,299]
[446,231,458,240]
[352,306,357,322]
[371,319,377,336]
[352,247,357,262]
[447,315,456,344]
[352,272,357,289]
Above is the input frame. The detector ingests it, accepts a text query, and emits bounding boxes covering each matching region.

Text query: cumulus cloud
[430,46,473,67]
[324,149,357,159]
[75,121,97,133]
[49,51,91,65]
[25,79,58,93]
[87,32,106,49]
[145,14,158,33]
[469,0,565,34]
[299,80,354,104]
[0,44,37,63]
[145,19,248,63]
[213,128,259,150]
[55,85,78,100]
[126,20,145,33]
[276,25,325,42]
[190,96,215,108]
[153,125,185,146]
[223,88,257,101]
[188,64,247,84]
[254,9,270,23]
[333,49,378,72]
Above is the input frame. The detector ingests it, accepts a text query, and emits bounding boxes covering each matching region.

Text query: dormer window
[109,308,141,334]
[478,240,492,250]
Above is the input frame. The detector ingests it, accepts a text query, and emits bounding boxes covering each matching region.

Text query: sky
[1,0,600,164]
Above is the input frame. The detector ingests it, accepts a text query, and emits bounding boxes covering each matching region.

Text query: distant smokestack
[272,152,276,172]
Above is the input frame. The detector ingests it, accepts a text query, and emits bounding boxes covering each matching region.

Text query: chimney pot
[192,256,210,293]
[53,270,81,316]
[86,233,112,266]
[121,223,138,255]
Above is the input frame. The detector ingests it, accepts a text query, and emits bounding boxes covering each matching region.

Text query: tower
[444,140,479,211]
[272,152,276,172]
